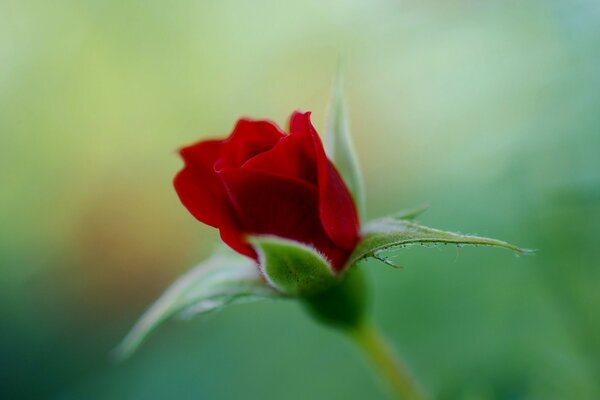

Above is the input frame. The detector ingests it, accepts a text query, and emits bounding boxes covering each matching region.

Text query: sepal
[390,204,430,220]
[324,65,365,219]
[350,217,530,267]
[249,235,339,297]
[114,249,278,360]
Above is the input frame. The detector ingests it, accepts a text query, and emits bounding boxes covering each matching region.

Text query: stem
[349,321,425,400]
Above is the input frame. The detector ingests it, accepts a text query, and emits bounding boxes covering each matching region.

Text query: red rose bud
[174,111,360,273]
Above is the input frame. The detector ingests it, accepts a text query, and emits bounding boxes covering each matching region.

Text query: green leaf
[324,64,366,219]
[114,250,278,360]
[249,235,339,296]
[350,217,531,267]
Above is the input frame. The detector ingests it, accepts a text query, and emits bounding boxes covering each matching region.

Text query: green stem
[349,321,425,400]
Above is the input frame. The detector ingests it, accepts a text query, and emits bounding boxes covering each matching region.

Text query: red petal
[288,110,309,134]
[241,129,317,184]
[217,167,346,266]
[219,227,256,260]
[289,111,359,251]
[216,119,285,169]
[174,140,238,229]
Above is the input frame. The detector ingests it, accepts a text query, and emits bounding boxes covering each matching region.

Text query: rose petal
[289,111,359,251]
[219,227,256,260]
[174,140,238,229]
[217,167,347,267]
[241,129,317,184]
[216,119,285,169]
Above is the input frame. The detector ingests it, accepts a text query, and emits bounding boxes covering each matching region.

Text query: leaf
[350,217,531,266]
[249,235,339,296]
[324,63,366,219]
[114,250,278,360]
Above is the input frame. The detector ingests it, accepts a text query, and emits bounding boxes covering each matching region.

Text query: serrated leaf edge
[351,218,532,265]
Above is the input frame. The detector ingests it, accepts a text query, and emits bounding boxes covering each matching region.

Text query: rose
[174,111,360,272]
[123,88,526,400]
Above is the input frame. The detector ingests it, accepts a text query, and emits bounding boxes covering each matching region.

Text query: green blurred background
[2,0,599,399]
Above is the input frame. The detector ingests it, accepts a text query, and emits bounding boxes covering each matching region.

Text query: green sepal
[324,64,366,220]
[350,217,531,267]
[390,204,430,220]
[114,249,278,360]
[249,235,339,297]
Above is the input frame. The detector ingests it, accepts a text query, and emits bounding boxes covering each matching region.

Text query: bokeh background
[2,0,599,399]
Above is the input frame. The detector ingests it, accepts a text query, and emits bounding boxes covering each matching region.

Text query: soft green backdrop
[1,0,599,399]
